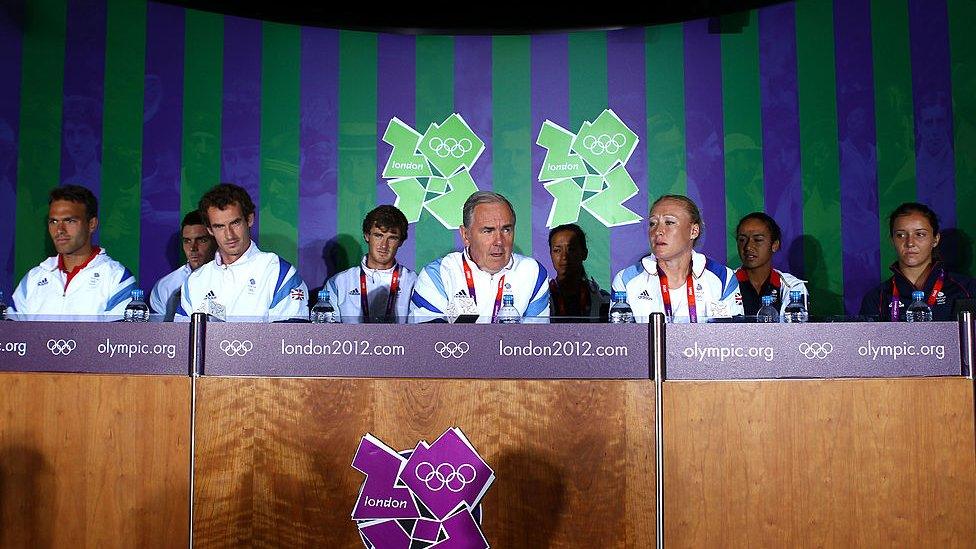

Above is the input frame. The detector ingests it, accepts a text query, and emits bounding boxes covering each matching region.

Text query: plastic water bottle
[495,294,521,324]
[756,294,779,323]
[310,290,339,323]
[783,290,808,323]
[0,290,7,320]
[609,291,635,323]
[905,290,933,322]
[123,289,150,322]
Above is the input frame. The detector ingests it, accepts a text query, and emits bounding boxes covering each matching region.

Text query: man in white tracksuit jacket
[324,205,417,323]
[177,183,308,322]
[149,210,217,321]
[11,185,135,318]
[410,191,549,322]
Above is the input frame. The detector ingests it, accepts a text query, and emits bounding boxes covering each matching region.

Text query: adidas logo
[638,290,653,300]
[38,278,48,286]
[454,290,468,298]
[349,288,361,295]
[205,290,218,300]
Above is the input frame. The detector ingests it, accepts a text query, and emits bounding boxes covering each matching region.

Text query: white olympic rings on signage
[415,461,477,492]
[581,133,627,156]
[434,341,469,359]
[46,339,77,356]
[220,339,253,357]
[797,342,833,360]
[428,137,473,159]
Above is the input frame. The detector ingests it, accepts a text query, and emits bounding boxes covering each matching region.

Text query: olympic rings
[434,341,469,359]
[797,342,833,359]
[428,137,473,159]
[415,461,477,492]
[580,133,627,156]
[220,339,253,357]
[46,339,76,356]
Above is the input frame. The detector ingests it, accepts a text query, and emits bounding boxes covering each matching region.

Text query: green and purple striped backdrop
[2,0,974,316]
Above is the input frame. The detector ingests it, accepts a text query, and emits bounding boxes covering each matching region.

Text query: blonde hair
[651,194,704,246]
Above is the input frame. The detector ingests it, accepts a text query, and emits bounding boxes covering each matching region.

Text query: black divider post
[188,312,207,548]
[650,312,666,549]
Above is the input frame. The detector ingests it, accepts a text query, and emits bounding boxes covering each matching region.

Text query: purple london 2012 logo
[352,427,494,548]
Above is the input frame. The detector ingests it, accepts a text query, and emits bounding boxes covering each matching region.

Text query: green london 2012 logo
[537,108,642,228]
[382,114,485,229]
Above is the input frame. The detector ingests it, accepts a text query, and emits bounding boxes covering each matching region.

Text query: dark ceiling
[158,0,784,34]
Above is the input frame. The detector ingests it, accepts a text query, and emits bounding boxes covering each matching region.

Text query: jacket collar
[215,241,260,268]
[641,251,705,279]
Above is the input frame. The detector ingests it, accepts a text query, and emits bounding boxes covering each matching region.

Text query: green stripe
[181,10,222,217]
[414,35,454,270]
[872,0,915,273]
[569,31,610,289]
[645,23,687,205]
[720,11,764,266]
[259,22,300,265]
[949,0,976,276]
[337,31,377,268]
[14,0,66,279]
[100,0,146,280]
[491,36,532,256]
[796,0,844,316]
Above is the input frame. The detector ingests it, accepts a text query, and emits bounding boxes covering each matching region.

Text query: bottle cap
[318,289,329,300]
[612,290,627,302]
[912,290,925,301]
[761,295,774,305]
[131,288,144,300]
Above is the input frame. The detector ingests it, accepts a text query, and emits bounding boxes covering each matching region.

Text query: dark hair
[362,205,409,242]
[736,212,782,244]
[181,210,206,229]
[651,194,704,246]
[548,223,588,252]
[198,183,256,225]
[49,185,98,220]
[888,202,940,236]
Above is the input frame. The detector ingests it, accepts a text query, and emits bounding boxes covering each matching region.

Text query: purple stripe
[298,27,339,288]
[758,3,804,275]
[0,6,22,294]
[531,34,569,274]
[455,37,492,192]
[682,20,726,262]
[139,3,185,290]
[377,33,416,271]
[221,16,262,240]
[455,36,493,252]
[834,0,880,315]
[60,0,106,199]
[608,27,648,278]
[908,0,956,228]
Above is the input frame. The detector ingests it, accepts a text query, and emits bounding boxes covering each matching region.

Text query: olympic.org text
[0,341,27,356]
[682,341,775,362]
[280,339,405,356]
[858,340,945,361]
[97,339,177,359]
[498,339,629,358]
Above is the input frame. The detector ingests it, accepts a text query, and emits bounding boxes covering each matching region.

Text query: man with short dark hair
[177,183,308,321]
[324,205,417,322]
[150,211,217,321]
[410,191,549,321]
[11,185,136,317]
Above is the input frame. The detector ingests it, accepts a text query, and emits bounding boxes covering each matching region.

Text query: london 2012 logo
[382,114,485,230]
[352,427,494,548]
[537,109,642,228]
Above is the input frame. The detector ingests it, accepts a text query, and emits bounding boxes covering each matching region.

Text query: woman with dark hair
[611,194,742,322]
[547,223,610,321]
[734,212,808,317]
[859,202,976,321]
